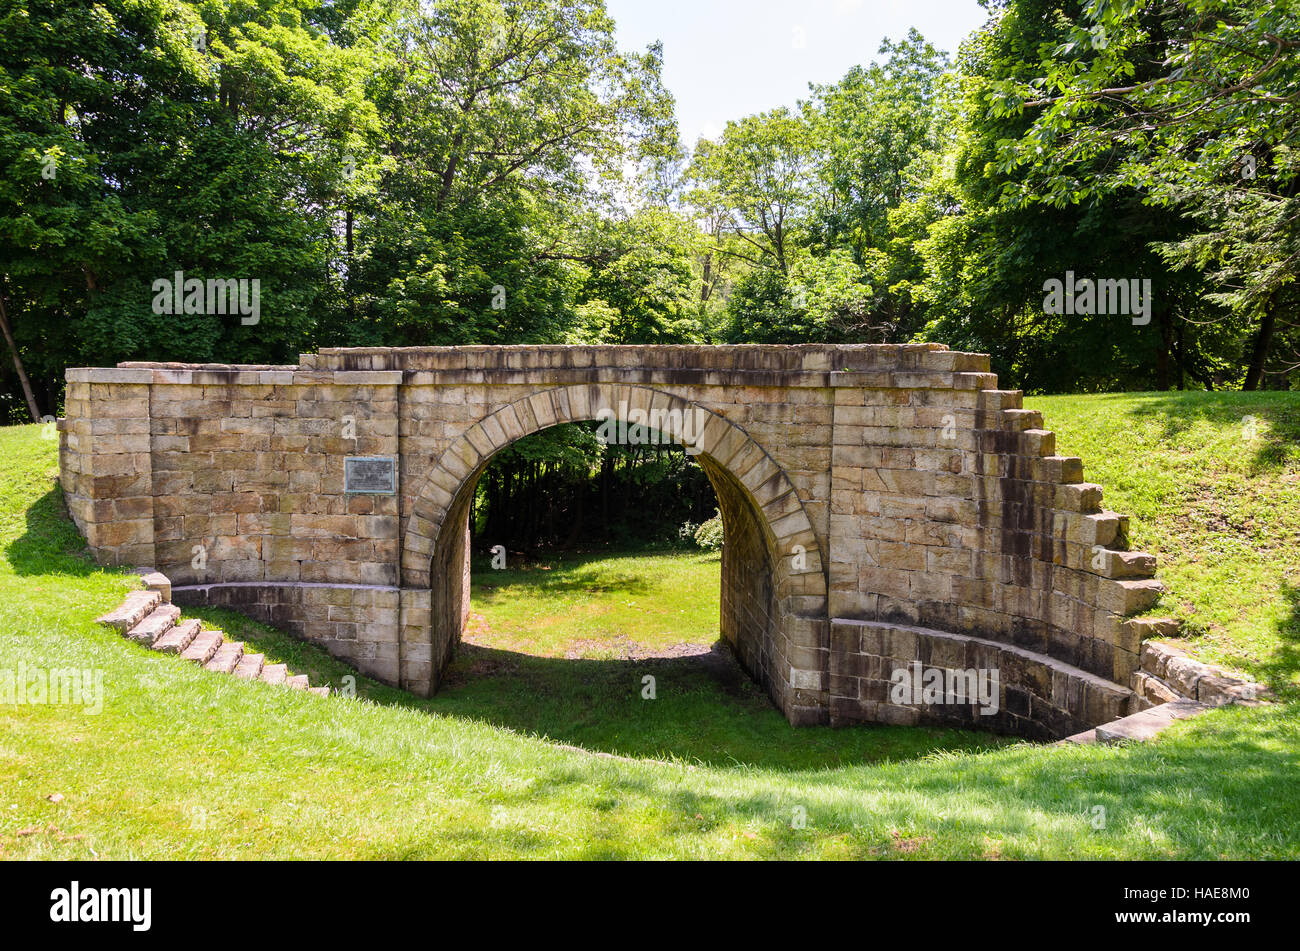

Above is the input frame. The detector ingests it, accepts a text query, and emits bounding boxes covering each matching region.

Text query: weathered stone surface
[180,629,223,665]
[152,618,200,654]
[124,604,180,646]
[205,641,245,674]
[260,663,288,685]
[134,567,172,602]
[95,589,162,633]
[1095,698,1207,745]
[62,345,1172,734]
[233,653,265,680]
[1132,670,1180,705]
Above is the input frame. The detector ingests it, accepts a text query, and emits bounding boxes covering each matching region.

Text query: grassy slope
[1026,392,1300,695]
[1,403,1298,859]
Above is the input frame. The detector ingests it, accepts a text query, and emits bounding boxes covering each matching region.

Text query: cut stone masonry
[59,343,1223,738]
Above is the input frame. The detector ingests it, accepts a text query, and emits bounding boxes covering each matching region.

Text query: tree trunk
[0,290,42,422]
[600,455,610,533]
[1242,304,1276,391]
[1155,309,1172,390]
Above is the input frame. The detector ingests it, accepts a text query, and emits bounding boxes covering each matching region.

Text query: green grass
[1025,392,1300,696]
[184,549,1010,771]
[469,548,724,654]
[2,405,1299,859]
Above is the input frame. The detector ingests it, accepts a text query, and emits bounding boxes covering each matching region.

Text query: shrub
[692,510,724,550]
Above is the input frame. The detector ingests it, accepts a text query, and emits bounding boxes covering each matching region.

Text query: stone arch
[400,383,830,720]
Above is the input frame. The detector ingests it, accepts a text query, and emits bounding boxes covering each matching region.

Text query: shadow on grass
[4,487,98,578]
[362,703,1300,859]
[1259,581,1300,699]
[185,602,1012,772]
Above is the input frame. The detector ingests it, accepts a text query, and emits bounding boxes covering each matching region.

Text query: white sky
[606,0,992,145]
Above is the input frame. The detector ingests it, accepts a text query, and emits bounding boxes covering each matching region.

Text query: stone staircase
[95,569,329,697]
[1058,627,1270,746]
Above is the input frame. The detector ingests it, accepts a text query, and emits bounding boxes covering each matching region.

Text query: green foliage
[2,0,1297,405]
[0,0,375,399]
[969,0,1300,389]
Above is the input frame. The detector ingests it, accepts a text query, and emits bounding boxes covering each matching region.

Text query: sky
[605,0,992,146]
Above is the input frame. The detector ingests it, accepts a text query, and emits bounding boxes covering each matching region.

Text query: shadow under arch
[400,384,830,722]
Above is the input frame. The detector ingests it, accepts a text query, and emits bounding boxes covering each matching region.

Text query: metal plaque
[344,456,396,494]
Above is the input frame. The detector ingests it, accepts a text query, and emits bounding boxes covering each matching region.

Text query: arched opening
[403,384,830,722]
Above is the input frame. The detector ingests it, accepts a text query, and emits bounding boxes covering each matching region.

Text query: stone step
[233,653,266,680]
[133,568,172,603]
[286,674,309,690]
[1061,728,1097,745]
[95,589,162,633]
[1095,698,1207,745]
[153,618,201,655]
[205,641,245,675]
[124,604,181,646]
[260,663,287,686]
[307,686,330,698]
[180,629,224,665]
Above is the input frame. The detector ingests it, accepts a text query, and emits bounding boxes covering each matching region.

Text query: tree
[685,108,814,275]
[0,0,373,417]
[340,0,678,346]
[992,0,1300,389]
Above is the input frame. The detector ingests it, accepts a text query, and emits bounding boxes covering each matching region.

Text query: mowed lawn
[1,398,1299,860]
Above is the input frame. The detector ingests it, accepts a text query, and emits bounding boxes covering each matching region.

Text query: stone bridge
[57,344,1165,738]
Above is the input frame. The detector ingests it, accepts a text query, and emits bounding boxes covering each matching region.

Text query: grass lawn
[2,396,1299,859]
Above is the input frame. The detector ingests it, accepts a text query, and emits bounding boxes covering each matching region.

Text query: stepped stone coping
[1137,640,1269,707]
[206,642,245,675]
[154,618,201,655]
[1095,698,1207,745]
[133,567,172,601]
[261,664,288,685]
[181,630,223,665]
[234,653,266,680]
